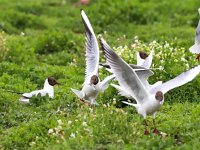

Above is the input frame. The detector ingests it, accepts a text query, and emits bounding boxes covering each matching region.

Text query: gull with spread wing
[19,77,59,103]
[100,50,153,71]
[100,48,157,102]
[189,8,200,60]
[71,10,115,106]
[100,37,200,134]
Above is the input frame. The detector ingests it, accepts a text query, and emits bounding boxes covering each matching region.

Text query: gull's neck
[43,79,54,97]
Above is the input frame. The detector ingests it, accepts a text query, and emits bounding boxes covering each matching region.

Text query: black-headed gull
[19,77,59,103]
[71,10,115,106]
[100,50,153,70]
[100,37,200,134]
[189,8,200,60]
[101,50,155,100]
[136,51,153,69]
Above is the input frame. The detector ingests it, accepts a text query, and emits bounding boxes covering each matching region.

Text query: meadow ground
[0,0,200,149]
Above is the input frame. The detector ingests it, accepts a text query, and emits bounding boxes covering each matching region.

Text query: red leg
[80,99,91,106]
[152,119,160,135]
[196,54,200,61]
[143,120,149,135]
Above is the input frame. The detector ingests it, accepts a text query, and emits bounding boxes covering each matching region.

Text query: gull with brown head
[71,10,115,106]
[19,77,59,103]
[100,37,200,135]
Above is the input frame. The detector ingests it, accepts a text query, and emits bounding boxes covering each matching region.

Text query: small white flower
[68,120,72,125]
[48,129,54,134]
[30,141,36,146]
[57,125,62,130]
[70,133,75,138]
[152,40,157,44]
[82,121,87,126]
[181,57,186,62]
[185,63,189,69]
[89,108,93,113]
[134,36,138,40]
[20,32,25,36]
[57,119,63,125]
[83,115,87,119]
[112,99,116,105]
[159,66,164,70]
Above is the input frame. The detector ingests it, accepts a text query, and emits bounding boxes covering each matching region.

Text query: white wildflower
[181,57,186,62]
[30,141,36,146]
[89,108,93,113]
[68,120,72,125]
[82,121,87,126]
[57,119,63,125]
[185,63,189,69]
[20,32,25,36]
[48,128,54,134]
[152,40,157,44]
[57,125,62,130]
[70,133,75,138]
[112,99,116,105]
[159,66,164,70]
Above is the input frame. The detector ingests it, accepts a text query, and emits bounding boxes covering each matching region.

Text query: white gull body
[100,37,200,133]
[71,10,114,105]
[19,78,56,103]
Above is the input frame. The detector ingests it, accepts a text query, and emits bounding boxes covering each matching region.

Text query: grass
[0,0,200,149]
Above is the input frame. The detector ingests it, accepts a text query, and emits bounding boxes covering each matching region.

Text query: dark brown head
[139,51,148,59]
[48,77,59,86]
[155,91,163,101]
[90,75,99,85]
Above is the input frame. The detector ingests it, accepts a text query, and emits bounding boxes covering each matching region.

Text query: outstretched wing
[81,10,99,85]
[111,84,133,99]
[129,64,154,88]
[150,65,200,94]
[99,74,115,92]
[100,37,149,104]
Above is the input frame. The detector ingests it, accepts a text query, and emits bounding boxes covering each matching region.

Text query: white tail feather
[111,84,133,99]
[122,101,139,109]
[71,88,84,99]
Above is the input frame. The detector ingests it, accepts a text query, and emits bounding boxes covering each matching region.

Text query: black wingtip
[80,10,93,36]
[80,9,83,13]
[99,37,108,53]
[99,36,104,46]
[99,37,105,52]
[99,63,111,69]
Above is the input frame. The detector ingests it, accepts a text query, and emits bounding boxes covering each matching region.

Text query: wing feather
[100,37,149,103]
[81,10,99,84]
[150,65,200,94]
